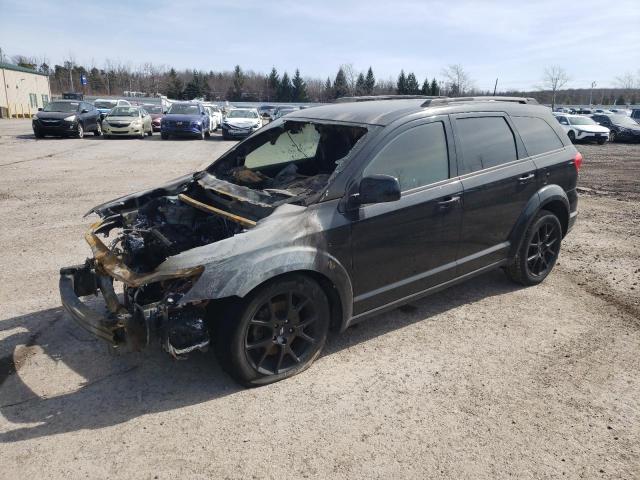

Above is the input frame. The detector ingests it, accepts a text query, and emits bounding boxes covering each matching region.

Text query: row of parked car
[31,98,273,140]
[552,110,640,144]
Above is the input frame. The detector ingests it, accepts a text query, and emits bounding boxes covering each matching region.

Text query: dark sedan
[32,100,102,138]
[161,102,210,140]
[143,104,165,132]
[592,114,640,142]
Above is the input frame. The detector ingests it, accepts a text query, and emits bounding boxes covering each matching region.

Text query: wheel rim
[245,291,319,375]
[526,221,560,277]
[610,131,615,142]
[78,124,83,138]
[96,123,101,135]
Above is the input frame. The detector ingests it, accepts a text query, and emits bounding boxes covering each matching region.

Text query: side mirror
[357,175,401,205]
[38,107,43,111]
[81,108,89,113]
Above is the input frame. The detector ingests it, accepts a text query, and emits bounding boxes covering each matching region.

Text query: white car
[221,108,263,139]
[554,113,610,144]
[203,104,223,132]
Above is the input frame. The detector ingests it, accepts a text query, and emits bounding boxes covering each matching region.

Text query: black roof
[285,96,543,126]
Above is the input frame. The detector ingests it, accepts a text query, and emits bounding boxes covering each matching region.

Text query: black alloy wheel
[567,130,575,142]
[505,210,563,286]
[215,274,330,386]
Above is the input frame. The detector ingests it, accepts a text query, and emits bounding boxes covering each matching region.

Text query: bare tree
[441,64,473,96]
[340,63,357,95]
[541,66,569,110]
[615,72,636,90]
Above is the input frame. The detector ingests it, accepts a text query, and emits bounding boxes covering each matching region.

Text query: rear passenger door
[452,113,538,275]
[350,116,462,314]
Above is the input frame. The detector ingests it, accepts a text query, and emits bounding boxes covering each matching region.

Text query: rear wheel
[567,130,575,143]
[505,209,562,286]
[215,274,330,386]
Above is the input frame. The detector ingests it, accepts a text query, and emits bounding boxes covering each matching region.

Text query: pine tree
[364,67,375,94]
[405,73,419,94]
[278,72,293,101]
[184,71,203,99]
[267,67,280,101]
[430,78,439,96]
[333,68,349,99]
[396,70,407,95]
[165,68,184,99]
[227,65,245,101]
[323,77,333,101]
[355,72,366,95]
[421,77,430,95]
[291,69,308,102]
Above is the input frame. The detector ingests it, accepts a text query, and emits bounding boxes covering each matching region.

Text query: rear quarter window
[512,116,564,156]
[455,116,517,174]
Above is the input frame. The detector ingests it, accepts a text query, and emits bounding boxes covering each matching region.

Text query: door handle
[437,196,461,207]
[518,173,535,182]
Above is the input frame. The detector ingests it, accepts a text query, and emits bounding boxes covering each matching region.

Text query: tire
[597,138,606,145]
[94,122,102,136]
[76,123,84,139]
[200,127,206,140]
[33,129,44,138]
[609,131,616,142]
[567,130,575,143]
[104,134,111,139]
[161,132,169,140]
[147,125,153,136]
[504,209,563,286]
[215,274,330,387]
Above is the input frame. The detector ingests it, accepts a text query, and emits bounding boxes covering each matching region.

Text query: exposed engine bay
[67,120,367,357]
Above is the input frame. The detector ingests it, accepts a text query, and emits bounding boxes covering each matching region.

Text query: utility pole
[493,78,498,96]
[589,81,596,107]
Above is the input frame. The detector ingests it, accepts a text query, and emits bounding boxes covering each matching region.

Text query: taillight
[573,152,583,172]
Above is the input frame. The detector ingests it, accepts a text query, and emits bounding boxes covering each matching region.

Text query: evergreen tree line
[4,51,640,105]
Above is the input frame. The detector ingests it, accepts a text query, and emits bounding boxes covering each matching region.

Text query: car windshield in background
[610,115,638,127]
[94,100,117,109]
[569,117,596,126]
[109,107,140,117]
[168,104,200,115]
[144,105,163,114]
[43,102,79,113]
[227,110,258,119]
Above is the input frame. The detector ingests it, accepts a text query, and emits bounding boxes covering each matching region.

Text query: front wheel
[76,123,84,138]
[609,131,616,142]
[94,122,102,136]
[567,130,575,143]
[215,274,330,387]
[161,132,169,140]
[504,210,562,286]
[597,138,606,145]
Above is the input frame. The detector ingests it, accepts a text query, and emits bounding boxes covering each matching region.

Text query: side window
[512,116,564,156]
[455,116,517,173]
[557,116,569,125]
[363,122,449,192]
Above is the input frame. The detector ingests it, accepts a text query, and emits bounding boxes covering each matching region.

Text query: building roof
[0,62,49,77]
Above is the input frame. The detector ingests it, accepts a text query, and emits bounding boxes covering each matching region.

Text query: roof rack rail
[421,96,538,107]
[335,95,447,103]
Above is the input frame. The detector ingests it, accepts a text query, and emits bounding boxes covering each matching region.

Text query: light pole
[589,81,596,107]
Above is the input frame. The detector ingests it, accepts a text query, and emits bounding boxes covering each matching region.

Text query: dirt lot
[0,119,638,479]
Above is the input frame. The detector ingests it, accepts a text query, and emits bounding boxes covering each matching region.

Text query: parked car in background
[32,100,101,138]
[553,113,609,144]
[591,114,640,142]
[94,98,132,121]
[60,96,579,386]
[593,108,614,115]
[272,106,299,119]
[632,109,640,123]
[203,104,222,132]
[142,104,165,131]
[610,108,631,116]
[62,92,84,100]
[102,106,153,139]
[258,105,277,120]
[576,108,593,114]
[221,108,262,139]
[161,102,210,140]
[554,107,575,114]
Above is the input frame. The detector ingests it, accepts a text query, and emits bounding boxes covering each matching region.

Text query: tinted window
[364,122,449,192]
[456,117,517,173]
[512,116,563,156]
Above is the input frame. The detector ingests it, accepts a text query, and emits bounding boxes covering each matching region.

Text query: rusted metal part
[96,274,128,316]
[178,193,257,228]
[85,230,203,288]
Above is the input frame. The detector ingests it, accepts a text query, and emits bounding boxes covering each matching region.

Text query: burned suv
[60,96,579,386]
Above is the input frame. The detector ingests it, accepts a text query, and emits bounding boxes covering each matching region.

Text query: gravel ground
[0,120,638,479]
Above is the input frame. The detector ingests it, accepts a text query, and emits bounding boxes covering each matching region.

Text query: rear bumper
[59,263,127,345]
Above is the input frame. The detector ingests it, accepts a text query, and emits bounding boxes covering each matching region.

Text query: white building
[0,63,52,118]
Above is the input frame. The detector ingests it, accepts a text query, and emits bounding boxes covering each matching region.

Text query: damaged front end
[60,118,367,358]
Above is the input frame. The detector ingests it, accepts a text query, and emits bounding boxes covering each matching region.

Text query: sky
[0,0,638,91]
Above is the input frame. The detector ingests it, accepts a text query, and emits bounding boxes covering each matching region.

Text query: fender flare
[181,246,354,330]
[508,185,569,258]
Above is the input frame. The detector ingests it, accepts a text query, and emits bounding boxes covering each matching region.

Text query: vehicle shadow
[0,269,520,443]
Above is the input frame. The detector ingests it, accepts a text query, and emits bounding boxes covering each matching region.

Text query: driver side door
[350,116,463,315]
